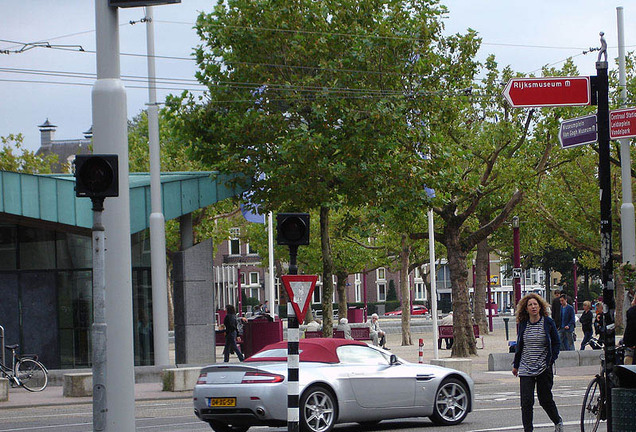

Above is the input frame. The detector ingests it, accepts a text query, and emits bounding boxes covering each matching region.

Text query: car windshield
[336,345,391,365]
[250,348,295,358]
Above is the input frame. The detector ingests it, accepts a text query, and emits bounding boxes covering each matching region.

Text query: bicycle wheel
[16,358,48,392]
[581,377,603,432]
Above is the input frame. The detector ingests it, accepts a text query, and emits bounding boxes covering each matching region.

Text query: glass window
[19,226,55,269]
[337,345,390,365]
[376,268,386,280]
[0,224,17,270]
[131,230,151,267]
[229,228,240,255]
[57,232,91,269]
[57,271,92,368]
[415,281,426,300]
[249,272,259,285]
[377,282,386,302]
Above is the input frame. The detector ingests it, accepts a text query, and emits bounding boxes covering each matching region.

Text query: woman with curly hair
[512,293,563,432]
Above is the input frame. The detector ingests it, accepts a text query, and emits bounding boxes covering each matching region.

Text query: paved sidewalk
[1,320,599,409]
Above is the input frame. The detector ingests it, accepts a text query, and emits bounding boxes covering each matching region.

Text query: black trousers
[223,332,244,362]
[519,367,561,432]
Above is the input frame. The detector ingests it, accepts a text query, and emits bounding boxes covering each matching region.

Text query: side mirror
[390,354,399,365]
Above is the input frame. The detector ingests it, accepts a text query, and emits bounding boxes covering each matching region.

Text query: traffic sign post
[559,114,597,149]
[503,76,591,108]
[610,107,636,139]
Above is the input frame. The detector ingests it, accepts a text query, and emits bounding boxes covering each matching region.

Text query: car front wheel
[430,377,470,426]
[300,385,337,432]
[208,420,250,432]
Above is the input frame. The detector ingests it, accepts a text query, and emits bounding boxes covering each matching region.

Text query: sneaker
[554,420,563,432]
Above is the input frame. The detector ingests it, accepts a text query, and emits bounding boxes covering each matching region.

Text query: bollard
[503,317,510,341]
[419,338,424,364]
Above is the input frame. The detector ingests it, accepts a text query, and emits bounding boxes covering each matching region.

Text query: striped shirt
[518,317,549,376]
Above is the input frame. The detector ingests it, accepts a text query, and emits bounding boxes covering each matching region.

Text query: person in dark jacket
[513,293,563,432]
[550,290,562,329]
[579,301,594,350]
[593,302,604,337]
[558,294,575,351]
[624,294,636,365]
[223,304,246,362]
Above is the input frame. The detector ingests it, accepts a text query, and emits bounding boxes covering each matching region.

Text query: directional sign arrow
[559,114,597,149]
[503,76,591,108]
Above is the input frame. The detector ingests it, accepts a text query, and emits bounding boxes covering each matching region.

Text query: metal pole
[363,270,368,323]
[487,258,493,332]
[617,7,636,266]
[91,203,107,431]
[93,1,135,430]
[268,212,276,316]
[512,216,522,306]
[287,247,299,432]
[596,43,616,432]
[238,267,242,316]
[145,5,169,367]
[428,209,439,360]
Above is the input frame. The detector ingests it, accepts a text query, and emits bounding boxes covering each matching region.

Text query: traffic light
[74,155,119,199]
[276,213,310,246]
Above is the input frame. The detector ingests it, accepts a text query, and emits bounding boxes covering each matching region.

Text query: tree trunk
[336,270,348,324]
[474,239,489,334]
[320,206,334,337]
[445,228,478,357]
[400,233,413,345]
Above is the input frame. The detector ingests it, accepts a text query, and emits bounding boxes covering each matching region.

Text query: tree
[168,0,480,335]
[0,134,58,173]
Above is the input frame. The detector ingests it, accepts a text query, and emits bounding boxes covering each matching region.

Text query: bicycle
[580,336,624,432]
[0,344,48,392]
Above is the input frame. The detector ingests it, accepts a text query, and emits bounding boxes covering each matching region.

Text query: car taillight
[241,372,284,384]
[196,373,207,384]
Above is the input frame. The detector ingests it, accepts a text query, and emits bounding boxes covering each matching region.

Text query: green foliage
[0,134,58,174]
[387,279,398,301]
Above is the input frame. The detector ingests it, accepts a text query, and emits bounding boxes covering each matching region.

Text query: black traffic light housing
[276,213,310,246]
[75,155,119,199]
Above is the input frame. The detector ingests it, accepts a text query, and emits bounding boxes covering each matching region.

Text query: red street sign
[281,275,318,323]
[610,107,636,139]
[503,77,591,108]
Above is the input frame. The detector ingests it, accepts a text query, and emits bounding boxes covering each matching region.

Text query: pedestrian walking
[579,301,594,350]
[223,304,246,362]
[512,293,563,432]
[624,294,636,365]
[558,294,575,351]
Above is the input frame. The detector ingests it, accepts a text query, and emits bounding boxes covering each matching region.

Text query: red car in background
[384,305,429,316]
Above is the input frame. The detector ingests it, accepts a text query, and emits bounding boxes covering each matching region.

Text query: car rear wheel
[208,420,250,432]
[300,385,337,432]
[430,377,470,426]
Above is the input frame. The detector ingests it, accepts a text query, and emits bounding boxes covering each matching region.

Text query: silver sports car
[194,338,474,432]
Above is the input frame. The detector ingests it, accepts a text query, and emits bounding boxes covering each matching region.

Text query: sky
[1,0,634,152]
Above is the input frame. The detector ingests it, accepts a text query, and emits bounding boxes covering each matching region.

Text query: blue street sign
[559,114,597,149]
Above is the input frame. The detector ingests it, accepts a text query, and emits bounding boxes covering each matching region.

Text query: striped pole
[419,338,424,364]
[287,303,300,432]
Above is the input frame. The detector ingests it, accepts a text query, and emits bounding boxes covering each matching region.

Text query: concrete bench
[162,367,202,392]
[0,377,8,402]
[430,358,472,377]
[487,350,602,371]
[63,372,93,397]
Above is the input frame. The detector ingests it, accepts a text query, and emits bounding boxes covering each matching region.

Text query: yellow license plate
[209,397,236,407]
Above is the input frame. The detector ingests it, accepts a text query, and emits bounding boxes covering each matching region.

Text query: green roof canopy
[0,171,247,234]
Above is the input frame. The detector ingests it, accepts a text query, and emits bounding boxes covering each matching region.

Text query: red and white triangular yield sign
[281,275,318,323]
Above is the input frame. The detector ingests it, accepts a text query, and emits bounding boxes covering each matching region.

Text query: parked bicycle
[0,325,48,393]
[580,336,624,432]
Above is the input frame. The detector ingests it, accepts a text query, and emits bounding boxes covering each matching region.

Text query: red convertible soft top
[245,338,367,363]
